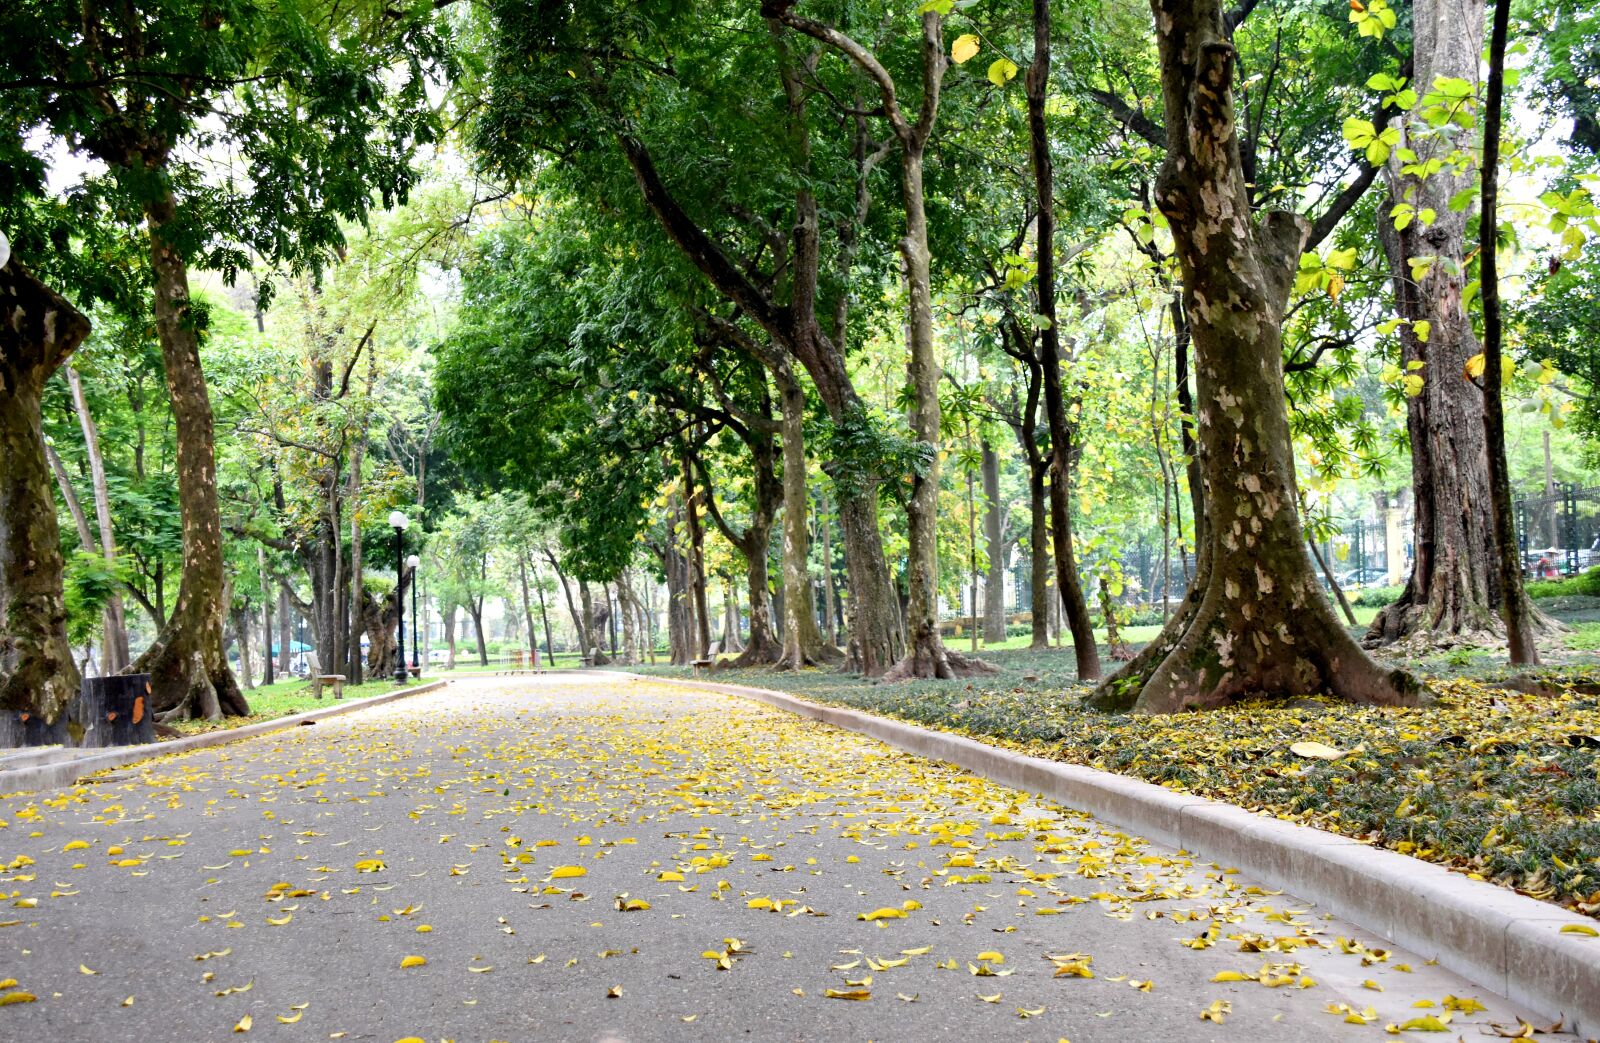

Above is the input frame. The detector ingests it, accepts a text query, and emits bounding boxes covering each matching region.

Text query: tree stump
[0,710,70,748]
[76,674,155,747]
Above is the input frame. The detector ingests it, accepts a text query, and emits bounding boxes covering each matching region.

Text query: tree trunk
[259,548,275,685]
[1310,538,1359,626]
[231,603,255,689]
[1089,0,1423,713]
[470,595,489,667]
[0,255,91,722]
[981,444,1008,644]
[719,576,744,654]
[66,367,130,672]
[659,539,695,667]
[531,561,555,664]
[820,490,838,644]
[1027,462,1052,650]
[278,584,292,675]
[1366,0,1547,650]
[132,190,245,719]
[873,24,991,682]
[680,453,712,659]
[1026,0,1100,681]
[1480,0,1540,664]
[774,376,840,670]
[618,578,639,664]
[344,439,365,685]
[517,552,540,666]
[618,570,641,665]
[442,602,457,670]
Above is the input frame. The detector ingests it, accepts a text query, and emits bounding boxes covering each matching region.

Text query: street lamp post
[389,511,410,685]
[407,553,421,676]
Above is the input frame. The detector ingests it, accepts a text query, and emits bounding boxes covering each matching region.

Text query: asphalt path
[0,674,1574,1042]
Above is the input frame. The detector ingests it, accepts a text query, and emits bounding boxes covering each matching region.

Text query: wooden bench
[691,658,715,678]
[311,674,346,700]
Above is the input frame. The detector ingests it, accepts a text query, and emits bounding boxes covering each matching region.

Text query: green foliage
[62,550,130,648]
[1,0,454,298]
[1526,566,1600,600]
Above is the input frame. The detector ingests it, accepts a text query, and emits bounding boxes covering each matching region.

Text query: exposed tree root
[882,641,999,682]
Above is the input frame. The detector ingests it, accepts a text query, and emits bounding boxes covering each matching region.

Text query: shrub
[1353,584,1403,608]
[1527,566,1600,600]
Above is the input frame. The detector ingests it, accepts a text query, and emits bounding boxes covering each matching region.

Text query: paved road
[0,675,1575,1042]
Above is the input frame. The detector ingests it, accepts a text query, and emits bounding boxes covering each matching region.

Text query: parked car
[1338,567,1389,590]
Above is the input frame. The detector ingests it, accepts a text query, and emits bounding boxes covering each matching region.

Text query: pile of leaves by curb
[633,650,1600,918]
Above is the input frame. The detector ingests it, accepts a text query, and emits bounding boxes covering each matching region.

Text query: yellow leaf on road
[858,907,906,921]
[824,988,871,1000]
[400,955,426,968]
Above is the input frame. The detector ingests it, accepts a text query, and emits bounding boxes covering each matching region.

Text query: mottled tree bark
[0,256,91,722]
[134,189,247,720]
[1090,0,1424,712]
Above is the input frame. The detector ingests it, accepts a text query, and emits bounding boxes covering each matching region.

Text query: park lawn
[632,644,1600,918]
[167,674,442,735]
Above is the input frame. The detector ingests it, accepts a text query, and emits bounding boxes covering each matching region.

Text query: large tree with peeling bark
[0,247,92,722]
[1088,0,1423,713]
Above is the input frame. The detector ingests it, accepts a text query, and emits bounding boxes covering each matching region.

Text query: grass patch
[634,646,1600,918]
[169,675,442,735]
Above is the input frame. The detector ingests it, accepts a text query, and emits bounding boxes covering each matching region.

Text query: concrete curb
[0,679,451,796]
[606,670,1600,1038]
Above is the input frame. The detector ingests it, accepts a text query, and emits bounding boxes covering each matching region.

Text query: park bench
[691,658,715,677]
[311,674,346,700]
